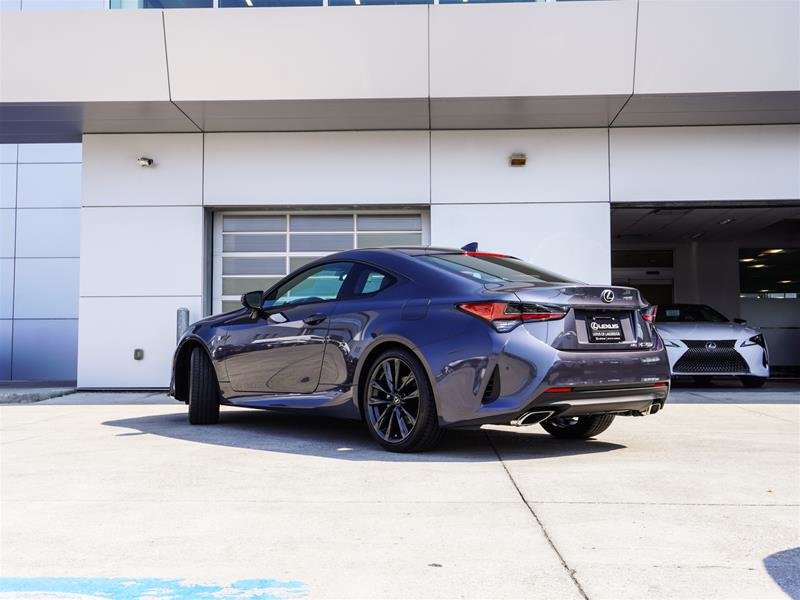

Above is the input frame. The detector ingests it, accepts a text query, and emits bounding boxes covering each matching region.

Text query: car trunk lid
[487,283,654,351]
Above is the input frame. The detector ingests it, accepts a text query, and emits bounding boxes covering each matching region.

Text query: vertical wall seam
[427,4,433,207]
[161,11,172,100]
[609,0,640,128]
[162,9,202,132]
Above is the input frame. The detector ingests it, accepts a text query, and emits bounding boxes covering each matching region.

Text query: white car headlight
[741,334,766,348]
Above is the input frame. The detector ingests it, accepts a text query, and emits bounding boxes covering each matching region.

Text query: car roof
[381,246,465,255]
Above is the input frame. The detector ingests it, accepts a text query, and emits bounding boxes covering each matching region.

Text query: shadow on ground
[102,409,624,463]
[764,547,800,600]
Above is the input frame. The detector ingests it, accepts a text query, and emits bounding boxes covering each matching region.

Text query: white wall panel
[165,6,427,101]
[0,259,13,319]
[204,132,430,206]
[17,142,81,163]
[12,319,77,381]
[0,320,11,380]
[0,145,17,163]
[0,10,169,102]
[82,134,203,207]
[15,208,79,258]
[430,1,636,98]
[20,0,105,10]
[80,206,203,297]
[0,164,16,208]
[611,125,800,203]
[0,209,14,257]
[635,0,800,94]
[431,129,608,204]
[77,296,202,388]
[430,202,610,285]
[13,258,79,319]
[17,163,81,207]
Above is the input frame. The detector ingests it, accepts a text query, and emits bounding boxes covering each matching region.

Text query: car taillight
[457,301,567,332]
[641,305,658,322]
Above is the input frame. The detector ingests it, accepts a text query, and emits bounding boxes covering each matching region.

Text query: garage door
[212,211,428,313]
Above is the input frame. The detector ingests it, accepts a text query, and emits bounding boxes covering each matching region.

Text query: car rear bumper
[524,383,669,417]
[451,382,669,427]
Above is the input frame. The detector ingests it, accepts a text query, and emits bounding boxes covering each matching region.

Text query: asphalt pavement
[1,383,798,599]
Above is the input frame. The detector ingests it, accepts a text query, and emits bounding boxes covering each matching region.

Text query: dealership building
[1,0,798,387]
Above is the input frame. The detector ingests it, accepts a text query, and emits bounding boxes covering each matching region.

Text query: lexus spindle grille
[673,340,750,374]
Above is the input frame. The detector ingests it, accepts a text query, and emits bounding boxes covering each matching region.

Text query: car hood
[655,321,757,340]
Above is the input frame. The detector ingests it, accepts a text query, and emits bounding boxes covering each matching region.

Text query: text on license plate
[588,315,624,343]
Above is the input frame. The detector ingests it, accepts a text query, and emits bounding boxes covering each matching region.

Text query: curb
[0,389,77,405]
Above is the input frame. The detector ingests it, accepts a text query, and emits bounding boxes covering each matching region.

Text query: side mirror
[734,318,747,325]
[241,290,263,311]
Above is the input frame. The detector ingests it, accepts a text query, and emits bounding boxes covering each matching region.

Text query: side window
[351,267,396,298]
[264,262,354,308]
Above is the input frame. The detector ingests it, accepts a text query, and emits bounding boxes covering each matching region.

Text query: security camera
[137,157,154,167]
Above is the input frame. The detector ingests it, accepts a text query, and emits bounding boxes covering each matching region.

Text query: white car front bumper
[664,339,769,377]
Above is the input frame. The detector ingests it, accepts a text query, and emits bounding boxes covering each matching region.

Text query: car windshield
[419,253,577,285]
[655,304,729,323]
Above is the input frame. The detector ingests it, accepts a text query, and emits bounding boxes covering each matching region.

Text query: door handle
[303,314,327,326]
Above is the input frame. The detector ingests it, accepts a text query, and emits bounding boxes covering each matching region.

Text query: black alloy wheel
[362,349,443,452]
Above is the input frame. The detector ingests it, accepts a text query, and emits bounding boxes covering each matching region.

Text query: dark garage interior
[611,203,800,376]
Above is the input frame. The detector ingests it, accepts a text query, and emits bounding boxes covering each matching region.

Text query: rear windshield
[419,254,576,285]
[655,304,729,323]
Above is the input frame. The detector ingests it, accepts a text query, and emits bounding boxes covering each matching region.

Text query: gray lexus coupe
[170,247,670,452]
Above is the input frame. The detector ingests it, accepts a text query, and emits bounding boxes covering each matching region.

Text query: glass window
[357,232,422,248]
[265,262,354,308]
[419,254,575,285]
[329,0,431,6]
[220,0,321,6]
[437,0,531,4]
[290,233,353,253]
[357,215,422,232]
[290,215,353,232]
[223,257,285,276]
[223,234,286,253]
[222,277,282,296]
[654,304,729,323]
[348,267,395,297]
[223,216,285,232]
[110,0,212,7]
[215,211,424,314]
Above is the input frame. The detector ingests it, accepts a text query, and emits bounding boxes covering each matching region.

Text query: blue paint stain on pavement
[0,577,308,599]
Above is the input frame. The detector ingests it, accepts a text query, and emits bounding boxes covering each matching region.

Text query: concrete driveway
[1,384,798,599]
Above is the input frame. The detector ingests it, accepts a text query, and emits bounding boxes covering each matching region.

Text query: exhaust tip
[511,411,554,427]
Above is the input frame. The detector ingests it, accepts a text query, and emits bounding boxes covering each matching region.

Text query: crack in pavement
[485,430,590,600]
[732,404,799,424]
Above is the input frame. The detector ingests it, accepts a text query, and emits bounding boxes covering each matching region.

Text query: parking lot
[1,383,798,599]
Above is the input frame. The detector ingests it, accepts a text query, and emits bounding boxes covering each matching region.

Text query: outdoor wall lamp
[509,153,527,167]
[137,157,154,167]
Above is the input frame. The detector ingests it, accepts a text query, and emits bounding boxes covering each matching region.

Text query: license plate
[588,315,624,343]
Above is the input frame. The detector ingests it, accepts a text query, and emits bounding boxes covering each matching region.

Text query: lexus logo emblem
[706,341,717,350]
[601,289,614,303]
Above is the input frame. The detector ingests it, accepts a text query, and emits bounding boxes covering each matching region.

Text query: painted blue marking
[0,577,307,599]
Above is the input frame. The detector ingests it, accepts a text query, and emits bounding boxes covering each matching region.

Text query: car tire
[693,375,713,386]
[361,348,443,453]
[188,346,220,425]
[540,414,615,439]
[740,376,767,389]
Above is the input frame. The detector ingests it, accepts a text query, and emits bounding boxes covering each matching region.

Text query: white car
[655,303,769,388]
